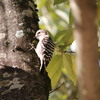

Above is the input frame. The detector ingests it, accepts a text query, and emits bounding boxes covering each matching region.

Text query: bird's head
[35,29,48,40]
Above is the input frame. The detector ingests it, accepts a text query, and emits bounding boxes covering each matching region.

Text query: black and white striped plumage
[35,29,54,72]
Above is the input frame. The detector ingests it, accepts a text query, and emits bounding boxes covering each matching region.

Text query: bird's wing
[42,37,54,67]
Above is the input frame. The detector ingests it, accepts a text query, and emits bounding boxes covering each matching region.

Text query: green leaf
[54,0,67,5]
[69,10,74,26]
[47,30,54,40]
[62,54,77,85]
[54,29,73,46]
[46,55,63,88]
[71,55,77,76]
[38,0,47,7]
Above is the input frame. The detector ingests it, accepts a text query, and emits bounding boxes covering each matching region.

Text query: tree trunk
[0,0,51,100]
[70,0,100,100]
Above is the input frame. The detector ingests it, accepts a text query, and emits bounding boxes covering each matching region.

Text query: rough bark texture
[0,0,51,100]
[70,0,100,100]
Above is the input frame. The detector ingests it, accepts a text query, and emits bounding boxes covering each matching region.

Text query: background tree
[70,0,100,100]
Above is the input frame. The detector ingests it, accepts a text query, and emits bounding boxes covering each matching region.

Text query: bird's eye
[38,32,40,34]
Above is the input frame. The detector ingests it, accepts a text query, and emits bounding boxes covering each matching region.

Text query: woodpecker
[35,29,54,72]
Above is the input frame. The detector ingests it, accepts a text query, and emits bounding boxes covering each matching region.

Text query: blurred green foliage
[35,0,100,99]
[35,0,78,100]
[54,0,67,5]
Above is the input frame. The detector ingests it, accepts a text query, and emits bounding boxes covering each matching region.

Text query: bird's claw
[29,43,35,51]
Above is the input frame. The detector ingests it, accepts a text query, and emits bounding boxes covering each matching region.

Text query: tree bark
[0,0,51,100]
[70,0,100,100]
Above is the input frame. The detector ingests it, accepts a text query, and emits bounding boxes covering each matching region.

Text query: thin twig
[64,50,75,54]
[49,82,65,94]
